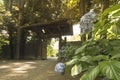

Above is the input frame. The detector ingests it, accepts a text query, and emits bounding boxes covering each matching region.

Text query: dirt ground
[0,57,77,80]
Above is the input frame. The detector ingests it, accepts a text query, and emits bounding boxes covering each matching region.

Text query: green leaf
[111,23,120,35]
[66,58,78,66]
[80,61,91,71]
[71,64,82,76]
[102,3,120,16]
[92,55,108,61]
[99,60,120,80]
[111,54,120,59]
[110,50,120,56]
[110,39,120,46]
[80,66,100,80]
[111,9,120,17]
[99,22,112,35]
[109,46,120,56]
[75,44,87,54]
[80,56,92,62]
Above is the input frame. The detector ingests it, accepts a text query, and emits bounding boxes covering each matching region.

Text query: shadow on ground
[0,57,77,80]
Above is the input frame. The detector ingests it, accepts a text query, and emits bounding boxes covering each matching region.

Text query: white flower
[80,9,97,33]
[55,62,65,73]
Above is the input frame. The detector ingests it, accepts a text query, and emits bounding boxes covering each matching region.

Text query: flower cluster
[54,62,65,74]
[57,45,78,61]
[56,46,66,61]
[80,9,97,34]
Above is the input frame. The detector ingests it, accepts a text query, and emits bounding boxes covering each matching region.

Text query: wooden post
[41,38,47,60]
[37,39,42,59]
[64,37,67,45]
[15,27,21,59]
[36,31,42,59]
[36,29,47,60]
[59,35,62,51]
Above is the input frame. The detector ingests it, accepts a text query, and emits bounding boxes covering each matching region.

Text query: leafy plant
[0,33,9,56]
[47,39,57,57]
[65,3,120,80]
[57,44,78,61]
[93,3,120,39]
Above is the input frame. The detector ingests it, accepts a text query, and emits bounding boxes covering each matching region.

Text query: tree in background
[47,39,58,57]
[0,0,119,59]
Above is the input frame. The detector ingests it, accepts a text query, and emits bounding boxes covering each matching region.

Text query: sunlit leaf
[109,47,120,56]
[99,60,120,80]
[111,23,120,35]
[80,56,92,62]
[102,3,120,16]
[109,39,120,46]
[80,61,91,71]
[75,44,87,54]
[66,58,78,66]
[71,64,82,76]
[91,55,108,61]
[80,66,100,80]
[111,54,120,59]
[111,9,120,17]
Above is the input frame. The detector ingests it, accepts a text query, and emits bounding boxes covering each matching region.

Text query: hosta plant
[65,3,120,80]
[66,39,120,80]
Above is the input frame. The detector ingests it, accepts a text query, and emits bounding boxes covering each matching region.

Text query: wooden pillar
[41,38,47,60]
[37,38,42,59]
[20,29,26,59]
[64,37,67,44]
[15,27,21,59]
[36,31,42,59]
[59,35,62,50]
[36,29,47,60]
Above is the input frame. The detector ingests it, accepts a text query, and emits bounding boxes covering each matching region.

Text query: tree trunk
[79,0,86,42]
[79,0,85,18]
[100,0,109,39]
[19,30,26,59]
[86,0,92,12]
[16,28,21,59]
[5,0,14,59]
[8,0,13,12]
[15,0,25,59]
[101,0,109,11]
[9,31,14,59]
[86,0,92,39]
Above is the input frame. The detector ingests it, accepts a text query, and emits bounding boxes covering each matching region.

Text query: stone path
[0,57,76,80]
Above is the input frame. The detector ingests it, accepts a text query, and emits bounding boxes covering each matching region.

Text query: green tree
[1,0,81,59]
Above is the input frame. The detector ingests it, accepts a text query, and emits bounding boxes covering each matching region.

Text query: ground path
[0,57,77,80]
